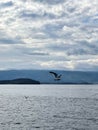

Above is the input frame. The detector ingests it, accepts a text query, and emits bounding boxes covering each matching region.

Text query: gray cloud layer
[0,0,98,70]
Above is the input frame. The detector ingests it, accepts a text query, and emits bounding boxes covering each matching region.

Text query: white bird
[49,71,62,80]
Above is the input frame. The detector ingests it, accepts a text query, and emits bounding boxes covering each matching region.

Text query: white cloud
[0,0,98,70]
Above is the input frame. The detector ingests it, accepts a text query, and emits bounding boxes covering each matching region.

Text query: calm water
[0,85,98,130]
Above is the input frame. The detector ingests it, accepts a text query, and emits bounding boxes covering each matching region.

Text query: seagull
[49,71,62,81]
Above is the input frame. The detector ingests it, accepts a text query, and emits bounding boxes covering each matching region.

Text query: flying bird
[49,71,62,81]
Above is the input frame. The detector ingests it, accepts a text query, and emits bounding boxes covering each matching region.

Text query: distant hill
[0,78,40,84]
[0,70,98,84]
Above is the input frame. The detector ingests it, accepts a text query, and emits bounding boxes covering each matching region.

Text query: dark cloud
[42,24,63,39]
[67,43,98,56]
[77,41,98,55]
[20,10,41,19]
[0,38,23,44]
[25,52,49,56]
[33,0,65,5]
[75,63,98,71]
[43,23,63,32]
[46,41,98,56]
[0,1,13,8]
[19,10,63,20]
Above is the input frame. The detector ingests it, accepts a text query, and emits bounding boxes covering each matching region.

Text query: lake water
[0,85,98,130]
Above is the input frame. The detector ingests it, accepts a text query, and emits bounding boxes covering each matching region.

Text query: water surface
[0,85,98,130]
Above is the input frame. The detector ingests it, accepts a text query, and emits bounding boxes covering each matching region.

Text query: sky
[0,0,98,71]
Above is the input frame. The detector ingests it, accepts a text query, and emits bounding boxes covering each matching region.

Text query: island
[0,78,40,84]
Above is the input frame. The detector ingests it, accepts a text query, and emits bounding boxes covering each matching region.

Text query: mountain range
[0,70,98,84]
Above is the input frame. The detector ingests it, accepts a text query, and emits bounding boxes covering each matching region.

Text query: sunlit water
[0,85,98,130]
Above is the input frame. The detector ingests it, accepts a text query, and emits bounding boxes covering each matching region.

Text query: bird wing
[49,71,58,77]
[59,74,62,78]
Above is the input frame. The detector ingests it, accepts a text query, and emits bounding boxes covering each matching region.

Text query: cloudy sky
[0,0,98,71]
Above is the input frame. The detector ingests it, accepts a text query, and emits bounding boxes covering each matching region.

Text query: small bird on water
[24,96,29,99]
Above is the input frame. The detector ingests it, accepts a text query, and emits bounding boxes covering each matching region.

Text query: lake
[0,85,98,130]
